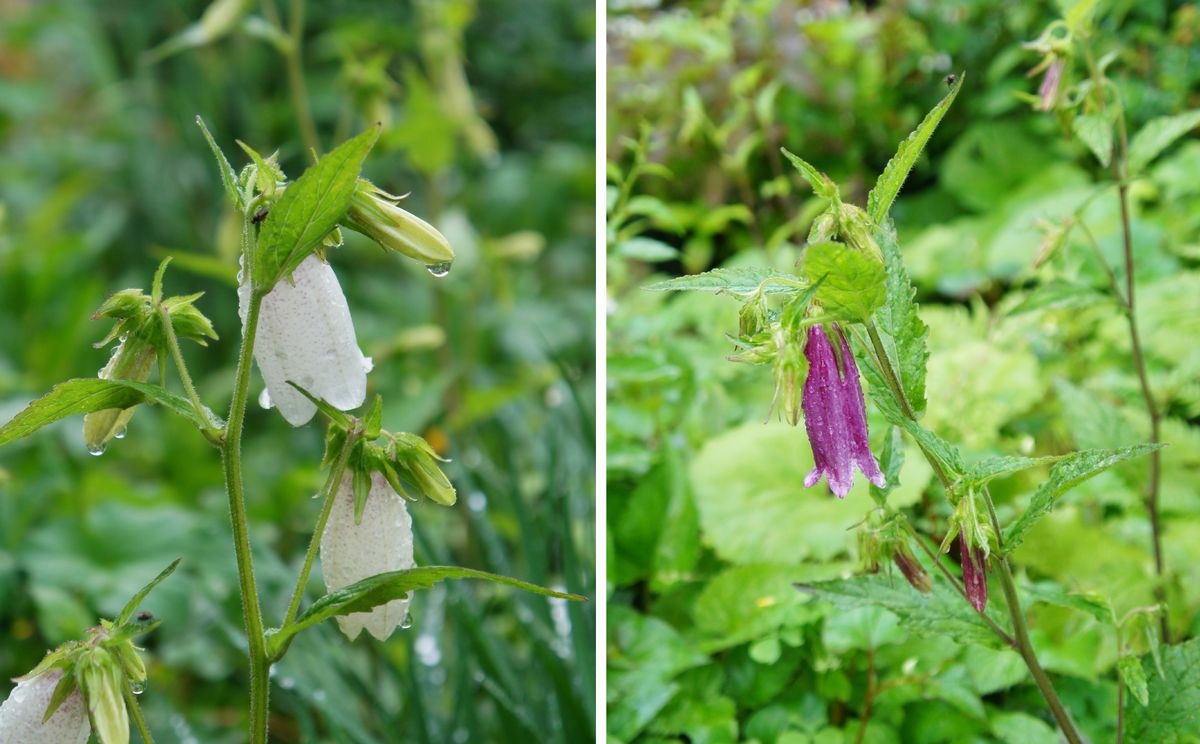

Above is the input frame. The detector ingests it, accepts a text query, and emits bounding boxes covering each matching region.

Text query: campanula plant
[649,71,1163,744]
[0,120,582,744]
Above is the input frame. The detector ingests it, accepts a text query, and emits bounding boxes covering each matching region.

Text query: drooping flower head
[239,254,373,427]
[320,470,416,641]
[960,537,989,612]
[801,323,886,498]
[0,670,90,744]
[1037,58,1064,112]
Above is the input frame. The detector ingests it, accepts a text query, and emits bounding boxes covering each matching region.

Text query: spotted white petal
[0,671,90,744]
[320,471,415,641]
[238,254,372,426]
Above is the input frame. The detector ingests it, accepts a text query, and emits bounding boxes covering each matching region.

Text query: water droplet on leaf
[113,426,127,440]
[425,261,452,278]
[130,681,146,695]
[87,442,107,456]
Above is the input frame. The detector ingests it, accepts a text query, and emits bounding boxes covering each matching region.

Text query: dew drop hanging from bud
[87,442,107,456]
[425,261,452,278]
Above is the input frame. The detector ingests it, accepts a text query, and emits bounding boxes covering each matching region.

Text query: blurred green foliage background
[0,0,595,741]
[607,1,1200,742]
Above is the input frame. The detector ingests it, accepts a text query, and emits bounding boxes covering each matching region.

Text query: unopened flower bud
[392,433,457,505]
[113,642,146,685]
[892,545,932,594]
[836,203,882,261]
[960,537,989,612]
[346,179,454,270]
[83,336,157,455]
[771,327,805,427]
[76,647,128,744]
[0,670,90,744]
[320,471,416,641]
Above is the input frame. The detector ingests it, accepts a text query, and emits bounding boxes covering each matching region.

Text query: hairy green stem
[124,683,155,744]
[158,305,217,441]
[863,319,1084,743]
[222,290,270,744]
[280,431,358,632]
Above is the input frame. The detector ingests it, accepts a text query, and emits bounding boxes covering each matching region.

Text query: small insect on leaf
[944,73,957,88]
[252,207,270,225]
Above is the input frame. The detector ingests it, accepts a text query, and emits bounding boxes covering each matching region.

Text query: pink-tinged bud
[960,537,988,612]
[892,545,932,594]
[801,324,886,498]
[320,471,416,641]
[1037,59,1064,112]
[0,671,90,744]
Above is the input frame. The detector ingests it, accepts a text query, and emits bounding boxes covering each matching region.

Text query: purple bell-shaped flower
[801,324,886,498]
[960,537,989,612]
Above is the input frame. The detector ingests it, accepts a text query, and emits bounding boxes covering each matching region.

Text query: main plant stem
[222,291,270,744]
[1112,116,1169,643]
[1083,44,1168,643]
[864,319,1084,744]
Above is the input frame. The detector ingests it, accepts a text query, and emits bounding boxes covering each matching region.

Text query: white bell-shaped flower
[0,670,90,744]
[320,470,415,641]
[239,254,373,426]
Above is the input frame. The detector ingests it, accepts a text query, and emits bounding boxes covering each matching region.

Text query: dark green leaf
[799,574,1002,647]
[1125,637,1200,742]
[965,454,1065,485]
[872,229,929,416]
[286,380,355,429]
[867,72,963,225]
[1004,444,1165,551]
[1127,109,1200,173]
[1073,114,1113,168]
[195,116,243,210]
[254,125,380,289]
[869,426,904,507]
[1119,655,1150,707]
[802,241,887,321]
[0,378,215,447]
[268,566,586,655]
[644,267,802,295]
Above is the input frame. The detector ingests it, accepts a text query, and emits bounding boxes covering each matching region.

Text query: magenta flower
[1037,58,1064,112]
[960,538,988,612]
[801,324,886,498]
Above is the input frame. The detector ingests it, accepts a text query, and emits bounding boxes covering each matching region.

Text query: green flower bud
[113,642,146,685]
[836,203,882,262]
[75,647,128,744]
[391,432,456,505]
[346,179,454,270]
[83,336,157,456]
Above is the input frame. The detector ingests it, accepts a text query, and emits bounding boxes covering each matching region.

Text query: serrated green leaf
[1004,444,1165,551]
[803,241,887,321]
[1022,581,1112,624]
[1125,637,1200,741]
[1127,109,1200,173]
[1072,113,1113,168]
[799,574,1002,647]
[869,426,904,507]
[254,125,380,290]
[115,558,181,626]
[0,378,216,447]
[1120,655,1150,707]
[872,229,929,416]
[781,148,838,201]
[644,267,802,295]
[267,566,585,656]
[899,418,964,477]
[867,72,963,225]
[965,454,1065,485]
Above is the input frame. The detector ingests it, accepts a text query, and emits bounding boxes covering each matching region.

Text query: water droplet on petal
[258,388,273,410]
[87,442,107,456]
[113,426,127,440]
[400,615,413,630]
[425,261,452,278]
